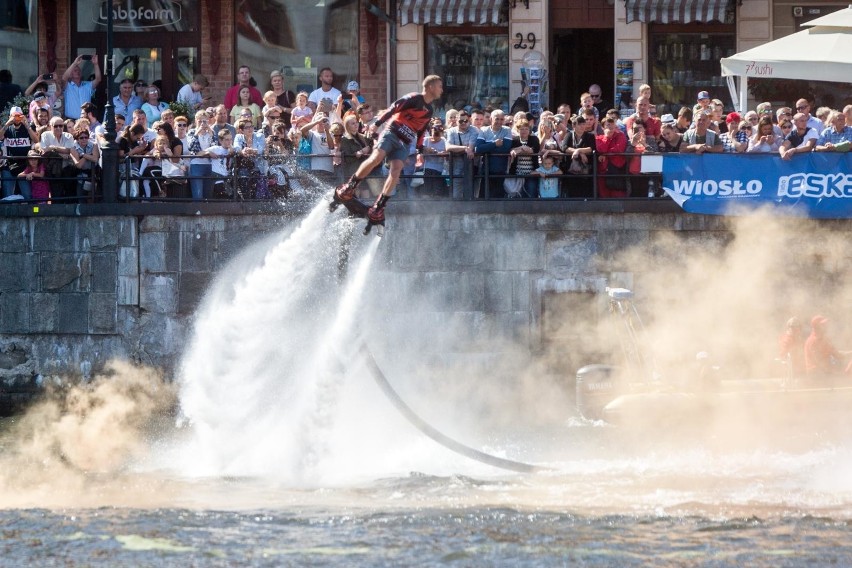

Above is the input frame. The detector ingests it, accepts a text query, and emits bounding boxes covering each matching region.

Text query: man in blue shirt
[110,78,142,121]
[475,109,513,198]
[816,110,852,151]
[62,54,102,120]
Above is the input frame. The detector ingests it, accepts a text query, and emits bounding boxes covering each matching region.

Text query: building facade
[0,0,845,119]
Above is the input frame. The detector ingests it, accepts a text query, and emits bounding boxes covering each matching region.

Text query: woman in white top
[747,116,782,153]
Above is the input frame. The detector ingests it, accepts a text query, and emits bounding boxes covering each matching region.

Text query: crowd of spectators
[2,59,851,203]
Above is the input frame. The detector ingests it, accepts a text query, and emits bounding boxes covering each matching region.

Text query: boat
[575,288,852,434]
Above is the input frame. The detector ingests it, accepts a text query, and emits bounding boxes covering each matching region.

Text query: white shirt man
[40,119,77,165]
[795,98,824,133]
[308,68,342,113]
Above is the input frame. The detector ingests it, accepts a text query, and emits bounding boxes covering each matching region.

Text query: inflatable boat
[575,289,852,432]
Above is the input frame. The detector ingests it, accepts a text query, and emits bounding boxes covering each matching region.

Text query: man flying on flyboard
[329,75,443,235]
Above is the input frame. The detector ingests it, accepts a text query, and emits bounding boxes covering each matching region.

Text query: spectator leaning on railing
[779,113,818,160]
[681,111,723,154]
[747,116,782,153]
[40,117,79,201]
[815,110,852,152]
[444,110,478,199]
[720,112,748,153]
[420,118,448,198]
[475,109,513,198]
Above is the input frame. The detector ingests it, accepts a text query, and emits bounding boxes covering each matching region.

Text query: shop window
[236,0,359,96]
[426,32,509,119]
[649,24,736,116]
[0,0,37,93]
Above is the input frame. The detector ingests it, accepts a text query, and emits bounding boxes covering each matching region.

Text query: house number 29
[514,33,537,50]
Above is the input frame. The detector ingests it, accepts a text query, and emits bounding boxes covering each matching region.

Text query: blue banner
[662,153,852,218]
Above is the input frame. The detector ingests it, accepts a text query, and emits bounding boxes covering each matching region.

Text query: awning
[625,0,731,24]
[398,0,507,26]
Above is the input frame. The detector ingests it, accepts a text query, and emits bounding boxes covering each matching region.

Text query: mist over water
[2,206,852,527]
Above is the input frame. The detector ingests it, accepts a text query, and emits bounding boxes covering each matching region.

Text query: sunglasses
[590,94,601,99]
[781,124,793,129]
[796,106,808,110]
[458,119,469,124]
[176,123,187,127]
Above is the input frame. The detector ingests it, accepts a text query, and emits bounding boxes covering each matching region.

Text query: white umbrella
[720,5,852,110]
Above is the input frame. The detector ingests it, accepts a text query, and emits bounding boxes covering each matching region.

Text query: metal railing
[1,150,670,204]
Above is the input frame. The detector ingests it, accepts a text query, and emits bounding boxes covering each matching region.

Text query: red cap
[725,112,742,124]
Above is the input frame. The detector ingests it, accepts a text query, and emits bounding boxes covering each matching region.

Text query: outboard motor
[575,364,621,420]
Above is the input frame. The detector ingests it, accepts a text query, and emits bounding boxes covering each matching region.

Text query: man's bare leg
[365,158,403,230]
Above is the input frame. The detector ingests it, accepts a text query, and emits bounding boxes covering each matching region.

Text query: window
[236,0,359,95]
[0,0,37,98]
[426,32,509,120]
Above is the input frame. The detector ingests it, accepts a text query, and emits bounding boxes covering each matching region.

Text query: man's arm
[90,55,102,89]
[61,56,82,84]
[25,122,38,143]
[474,134,496,154]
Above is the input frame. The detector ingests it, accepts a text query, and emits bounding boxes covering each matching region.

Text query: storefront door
[551,29,614,112]
[71,0,200,111]
[70,37,198,108]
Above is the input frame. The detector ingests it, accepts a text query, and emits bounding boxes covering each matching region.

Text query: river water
[3,201,852,566]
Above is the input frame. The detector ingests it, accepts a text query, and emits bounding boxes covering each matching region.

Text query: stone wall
[0,205,737,412]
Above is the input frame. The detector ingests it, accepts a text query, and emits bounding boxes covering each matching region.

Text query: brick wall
[200,0,235,107]
[359,0,390,107]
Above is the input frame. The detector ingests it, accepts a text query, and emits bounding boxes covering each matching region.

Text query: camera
[271,136,280,142]
[42,73,53,81]
[342,92,353,100]
[80,54,93,61]
[322,118,330,125]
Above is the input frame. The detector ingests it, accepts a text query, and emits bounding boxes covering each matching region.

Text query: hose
[360,341,545,474]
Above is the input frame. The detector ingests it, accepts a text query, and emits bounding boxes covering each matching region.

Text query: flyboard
[328,192,384,237]
[358,341,545,474]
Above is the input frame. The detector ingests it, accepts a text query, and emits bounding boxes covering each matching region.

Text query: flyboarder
[329,75,443,234]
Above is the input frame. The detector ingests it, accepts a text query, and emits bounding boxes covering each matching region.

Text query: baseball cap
[32,91,47,102]
[9,106,23,116]
[725,112,742,124]
[346,80,359,91]
[697,91,710,101]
